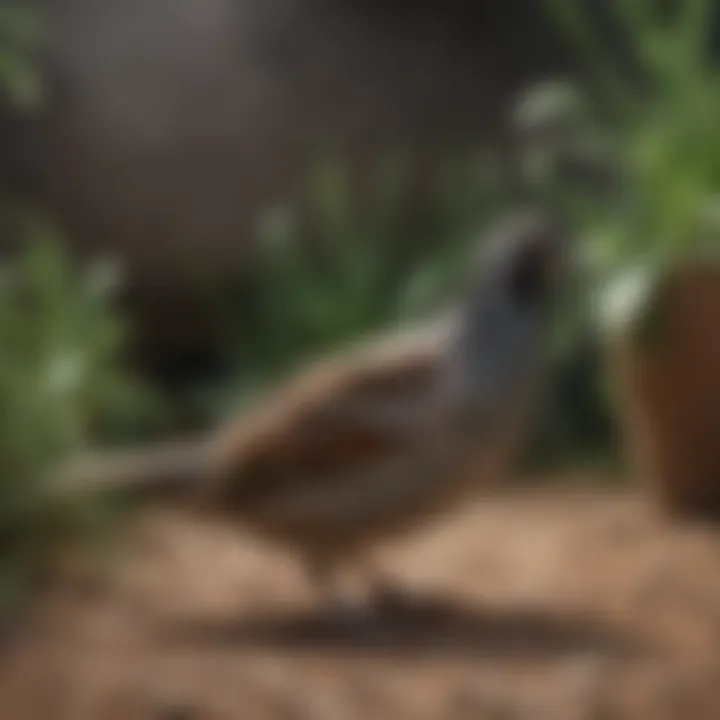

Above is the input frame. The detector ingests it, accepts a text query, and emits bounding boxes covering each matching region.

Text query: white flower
[597,265,656,332]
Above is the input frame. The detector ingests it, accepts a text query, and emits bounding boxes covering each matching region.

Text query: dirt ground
[3,480,720,720]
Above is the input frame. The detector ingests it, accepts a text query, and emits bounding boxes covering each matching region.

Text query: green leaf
[0,5,44,48]
[0,49,42,107]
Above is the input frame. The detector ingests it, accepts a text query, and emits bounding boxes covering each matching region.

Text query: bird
[53,207,570,615]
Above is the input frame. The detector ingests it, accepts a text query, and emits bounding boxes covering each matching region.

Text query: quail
[55,208,570,613]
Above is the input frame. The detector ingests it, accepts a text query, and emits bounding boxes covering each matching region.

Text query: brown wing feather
[206,314,454,505]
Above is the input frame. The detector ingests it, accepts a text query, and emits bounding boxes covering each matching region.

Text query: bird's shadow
[163,592,644,661]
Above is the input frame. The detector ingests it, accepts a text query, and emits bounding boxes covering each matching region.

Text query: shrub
[0,220,156,610]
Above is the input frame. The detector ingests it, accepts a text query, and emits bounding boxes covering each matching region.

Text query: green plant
[203,153,505,418]
[0,5,155,610]
[538,0,720,273]
[0,2,43,108]
[512,2,720,349]
[0,220,158,610]
[504,1,720,470]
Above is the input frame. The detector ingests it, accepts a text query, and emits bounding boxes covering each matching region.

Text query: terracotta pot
[608,261,720,517]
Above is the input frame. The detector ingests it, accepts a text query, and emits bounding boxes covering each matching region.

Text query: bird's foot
[325,596,384,636]
[308,558,410,630]
[323,585,414,639]
[309,569,381,632]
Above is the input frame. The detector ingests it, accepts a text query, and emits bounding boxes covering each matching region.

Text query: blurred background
[3,1,720,718]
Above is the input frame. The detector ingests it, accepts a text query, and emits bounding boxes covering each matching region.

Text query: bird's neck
[446,289,540,406]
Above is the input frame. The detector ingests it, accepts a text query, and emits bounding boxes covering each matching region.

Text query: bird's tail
[50,436,212,505]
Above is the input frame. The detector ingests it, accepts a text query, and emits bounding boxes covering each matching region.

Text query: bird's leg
[307,557,343,606]
[358,556,412,614]
[307,557,362,617]
[307,556,382,629]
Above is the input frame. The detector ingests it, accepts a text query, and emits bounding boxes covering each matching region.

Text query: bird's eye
[509,242,550,304]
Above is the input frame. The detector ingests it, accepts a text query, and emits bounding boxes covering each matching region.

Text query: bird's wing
[205,314,455,506]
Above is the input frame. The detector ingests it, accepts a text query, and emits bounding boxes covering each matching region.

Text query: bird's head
[470,208,571,313]
[446,208,572,417]
[452,208,572,377]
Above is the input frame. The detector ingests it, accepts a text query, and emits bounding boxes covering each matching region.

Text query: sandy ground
[3,481,720,719]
